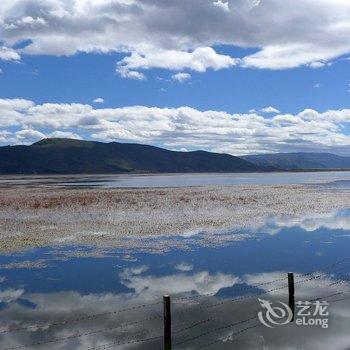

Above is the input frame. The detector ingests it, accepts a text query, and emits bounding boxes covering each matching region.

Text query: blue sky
[1,52,350,114]
[0,0,350,155]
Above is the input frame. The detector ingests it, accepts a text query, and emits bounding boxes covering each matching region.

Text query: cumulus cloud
[260,106,280,114]
[1,0,350,73]
[117,47,236,78]
[0,98,350,155]
[15,129,46,142]
[48,131,82,139]
[116,66,146,80]
[0,46,20,61]
[93,98,104,104]
[171,72,191,82]
[240,44,341,70]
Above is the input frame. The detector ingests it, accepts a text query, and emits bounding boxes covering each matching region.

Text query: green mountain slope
[0,138,264,174]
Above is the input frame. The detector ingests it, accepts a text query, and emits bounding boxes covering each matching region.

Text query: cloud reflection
[0,270,349,349]
[119,266,238,300]
[261,210,350,235]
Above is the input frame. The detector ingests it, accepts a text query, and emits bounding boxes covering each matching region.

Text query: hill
[0,138,265,174]
[243,152,350,170]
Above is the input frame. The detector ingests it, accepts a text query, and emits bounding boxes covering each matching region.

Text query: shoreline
[0,169,350,180]
[1,168,350,176]
[1,184,350,253]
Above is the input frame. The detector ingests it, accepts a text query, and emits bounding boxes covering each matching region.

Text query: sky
[0,0,350,155]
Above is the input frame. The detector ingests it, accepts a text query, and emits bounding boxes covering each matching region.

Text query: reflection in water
[318,179,350,190]
[1,210,350,349]
[261,209,350,235]
[0,270,350,349]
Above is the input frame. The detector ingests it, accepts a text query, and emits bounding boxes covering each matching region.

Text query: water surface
[1,210,350,349]
[1,171,350,188]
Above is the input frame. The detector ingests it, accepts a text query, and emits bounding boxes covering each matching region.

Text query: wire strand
[195,323,261,350]
[86,334,163,350]
[0,301,162,334]
[2,314,163,350]
[173,316,257,347]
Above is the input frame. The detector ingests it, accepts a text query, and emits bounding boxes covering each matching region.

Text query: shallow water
[1,171,350,188]
[1,210,350,349]
[318,179,350,190]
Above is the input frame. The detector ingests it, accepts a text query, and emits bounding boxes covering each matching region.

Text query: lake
[1,209,350,349]
[1,171,350,188]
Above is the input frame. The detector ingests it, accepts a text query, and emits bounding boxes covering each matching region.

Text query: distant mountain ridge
[243,152,350,170]
[0,138,265,174]
[1,139,349,174]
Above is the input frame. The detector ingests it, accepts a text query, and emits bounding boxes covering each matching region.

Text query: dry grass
[0,185,350,253]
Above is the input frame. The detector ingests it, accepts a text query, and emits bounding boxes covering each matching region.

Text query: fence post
[163,295,171,350]
[288,272,295,322]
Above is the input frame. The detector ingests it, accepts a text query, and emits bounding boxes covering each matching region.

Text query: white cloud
[116,66,146,80]
[174,262,193,272]
[15,129,46,143]
[171,72,191,82]
[93,98,104,104]
[0,288,24,303]
[122,265,149,276]
[0,98,34,110]
[212,0,230,12]
[0,98,350,155]
[1,276,350,350]
[1,0,350,72]
[117,47,236,77]
[262,211,350,235]
[309,61,328,69]
[314,83,323,88]
[260,106,280,114]
[120,269,238,298]
[0,47,20,61]
[48,131,82,139]
[240,44,340,70]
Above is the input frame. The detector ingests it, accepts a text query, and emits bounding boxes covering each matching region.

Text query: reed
[0,185,349,253]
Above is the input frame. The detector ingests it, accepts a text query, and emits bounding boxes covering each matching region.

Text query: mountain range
[0,138,349,174]
[0,138,263,174]
[243,152,350,170]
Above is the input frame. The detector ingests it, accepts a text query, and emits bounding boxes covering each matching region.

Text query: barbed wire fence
[0,256,349,350]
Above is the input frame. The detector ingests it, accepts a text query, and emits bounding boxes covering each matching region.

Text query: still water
[1,171,350,188]
[1,210,350,349]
